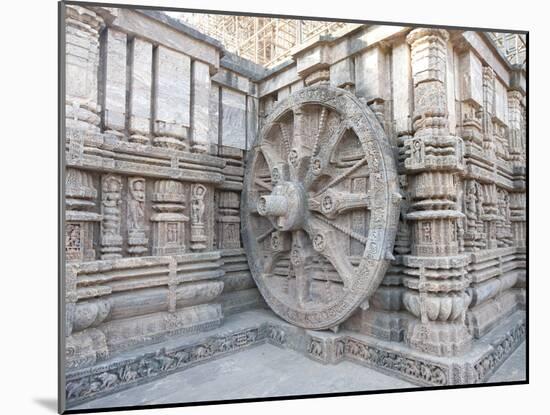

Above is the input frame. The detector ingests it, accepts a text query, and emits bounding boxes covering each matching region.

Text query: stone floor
[75,340,526,410]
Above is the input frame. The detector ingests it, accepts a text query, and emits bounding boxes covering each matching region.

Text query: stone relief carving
[191,184,207,251]
[66,168,100,261]
[403,28,472,357]
[63,5,526,404]
[100,174,123,259]
[151,180,189,255]
[127,177,148,255]
[242,84,400,330]
[66,327,263,403]
[471,322,525,382]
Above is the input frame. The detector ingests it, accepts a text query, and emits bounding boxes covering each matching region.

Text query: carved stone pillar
[129,38,153,145]
[65,168,101,261]
[152,46,191,151]
[102,28,127,137]
[482,67,496,154]
[65,5,104,133]
[496,188,513,248]
[458,50,484,152]
[190,184,207,251]
[463,179,485,251]
[217,191,241,249]
[151,180,188,255]
[507,90,525,165]
[403,28,471,356]
[510,192,526,248]
[191,61,211,153]
[100,174,123,259]
[480,182,499,249]
[127,177,148,256]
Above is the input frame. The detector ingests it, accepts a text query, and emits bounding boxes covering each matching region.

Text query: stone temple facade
[61,3,527,411]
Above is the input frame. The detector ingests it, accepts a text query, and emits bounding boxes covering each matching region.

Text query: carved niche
[127,177,148,255]
[241,85,400,330]
[190,184,207,251]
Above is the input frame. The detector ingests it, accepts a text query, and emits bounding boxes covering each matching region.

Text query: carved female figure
[191,184,206,225]
[128,178,146,231]
[102,175,122,236]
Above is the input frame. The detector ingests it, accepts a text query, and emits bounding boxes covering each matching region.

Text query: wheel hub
[257,181,306,231]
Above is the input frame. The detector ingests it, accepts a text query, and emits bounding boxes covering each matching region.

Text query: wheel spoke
[259,144,285,182]
[290,230,315,305]
[309,188,371,219]
[304,216,358,288]
[304,118,349,189]
[311,157,368,196]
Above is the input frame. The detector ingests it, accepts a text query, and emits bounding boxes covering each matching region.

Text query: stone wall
[64,4,526,373]
[254,25,526,356]
[63,4,264,370]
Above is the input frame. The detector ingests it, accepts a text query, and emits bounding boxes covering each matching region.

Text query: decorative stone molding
[403,28,472,356]
[65,168,101,261]
[217,191,241,249]
[151,180,189,256]
[65,5,103,134]
[66,325,264,406]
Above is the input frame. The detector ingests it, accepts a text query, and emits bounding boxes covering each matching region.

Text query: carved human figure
[102,176,122,236]
[498,189,510,221]
[191,185,206,225]
[474,182,484,217]
[100,174,123,259]
[457,219,465,253]
[465,181,478,218]
[412,139,423,163]
[128,178,146,231]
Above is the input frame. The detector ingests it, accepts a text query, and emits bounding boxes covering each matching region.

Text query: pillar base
[405,321,472,357]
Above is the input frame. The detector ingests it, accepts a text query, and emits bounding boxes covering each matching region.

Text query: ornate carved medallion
[242,85,400,330]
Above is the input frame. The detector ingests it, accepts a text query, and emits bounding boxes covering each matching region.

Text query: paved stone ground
[75,340,526,410]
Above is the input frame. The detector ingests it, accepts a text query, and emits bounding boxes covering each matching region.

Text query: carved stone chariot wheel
[242,85,400,330]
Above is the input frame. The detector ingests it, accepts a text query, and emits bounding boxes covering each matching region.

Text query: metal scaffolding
[173,13,356,67]
[489,33,527,66]
[171,13,526,68]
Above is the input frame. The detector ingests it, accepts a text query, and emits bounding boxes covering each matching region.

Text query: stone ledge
[65,308,525,407]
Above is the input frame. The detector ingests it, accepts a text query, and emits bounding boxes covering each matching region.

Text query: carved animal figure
[121,365,138,382]
[96,372,118,389]
[156,353,176,371]
[219,338,233,352]
[335,341,345,357]
[308,340,323,357]
[195,345,211,359]
[174,350,191,366]
[66,378,88,400]
[246,330,258,343]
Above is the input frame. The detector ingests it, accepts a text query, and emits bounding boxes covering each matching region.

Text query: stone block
[330,57,355,88]
[494,78,509,126]
[208,86,220,146]
[459,49,483,107]
[192,60,211,152]
[103,29,127,133]
[355,47,390,102]
[221,88,247,149]
[391,41,413,135]
[153,46,191,139]
[296,44,331,78]
[129,38,153,142]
